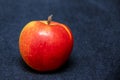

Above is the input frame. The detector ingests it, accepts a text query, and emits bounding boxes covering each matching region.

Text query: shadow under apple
[105,58,120,80]
[19,56,75,74]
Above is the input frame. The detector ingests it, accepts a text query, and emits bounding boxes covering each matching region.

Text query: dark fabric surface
[0,0,120,80]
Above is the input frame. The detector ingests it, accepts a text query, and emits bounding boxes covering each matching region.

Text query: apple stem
[47,15,53,25]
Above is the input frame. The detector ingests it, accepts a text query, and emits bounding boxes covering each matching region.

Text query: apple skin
[19,20,74,72]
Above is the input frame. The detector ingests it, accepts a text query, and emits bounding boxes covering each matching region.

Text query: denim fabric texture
[0,0,120,80]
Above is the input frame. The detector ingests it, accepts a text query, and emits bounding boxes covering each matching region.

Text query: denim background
[0,0,120,80]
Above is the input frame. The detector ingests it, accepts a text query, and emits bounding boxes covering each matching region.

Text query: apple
[19,15,74,72]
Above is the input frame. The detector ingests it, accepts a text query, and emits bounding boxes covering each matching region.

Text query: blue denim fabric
[0,0,120,80]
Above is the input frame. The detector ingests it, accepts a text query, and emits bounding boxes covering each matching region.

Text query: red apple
[19,15,74,72]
